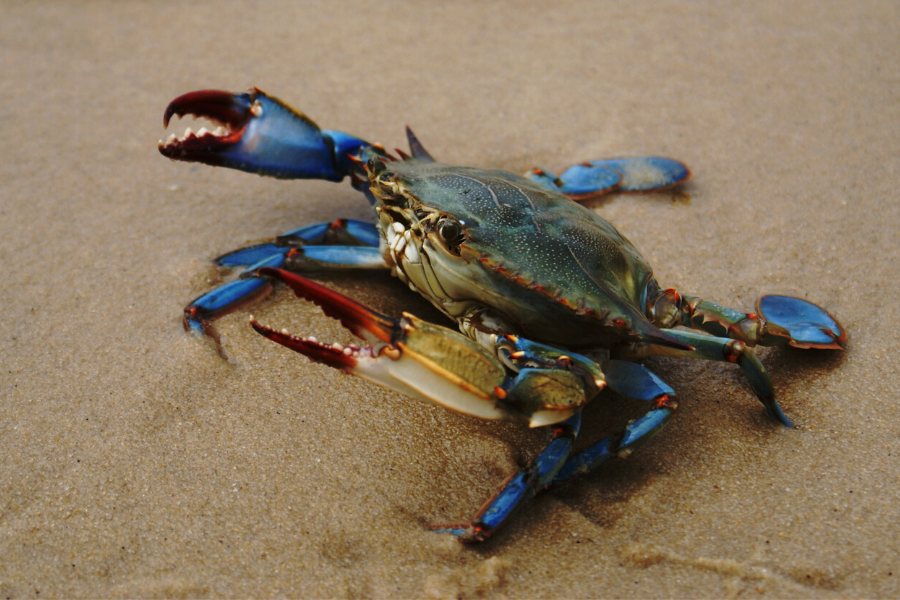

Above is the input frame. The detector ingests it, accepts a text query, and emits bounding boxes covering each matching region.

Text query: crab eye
[378,171,395,183]
[438,219,463,242]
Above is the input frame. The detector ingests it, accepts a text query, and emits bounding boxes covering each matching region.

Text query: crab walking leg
[647,287,846,350]
[214,219,381,267]
[552,360,678,487]
[433,362,678,541]
[618,329,792,426]
[183,219,386,338]
[432,413,582,543]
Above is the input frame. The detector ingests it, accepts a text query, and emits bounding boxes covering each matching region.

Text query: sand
[2,1,898,597]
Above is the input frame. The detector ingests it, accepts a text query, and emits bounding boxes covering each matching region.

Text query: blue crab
[160,88,846,543]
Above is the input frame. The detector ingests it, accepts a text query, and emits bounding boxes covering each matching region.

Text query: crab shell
[367,159,687,352]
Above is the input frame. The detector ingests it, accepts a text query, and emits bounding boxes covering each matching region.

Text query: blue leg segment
[216,219,380,268]
[526,157,691,201]
[551,360,677,486]
[431,413,582,543]
[602,359,675,401]
[183,219,387,346]
[552,405,676,488]
[274,219,381,249]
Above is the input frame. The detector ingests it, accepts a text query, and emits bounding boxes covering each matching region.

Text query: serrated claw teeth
[160,121,235,151]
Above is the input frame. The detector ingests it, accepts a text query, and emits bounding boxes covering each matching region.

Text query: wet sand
[1,2,898,597]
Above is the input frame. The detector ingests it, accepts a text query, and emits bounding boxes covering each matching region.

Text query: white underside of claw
[527,408,577,428]
[351,340,575,427]
[352,351,510,421]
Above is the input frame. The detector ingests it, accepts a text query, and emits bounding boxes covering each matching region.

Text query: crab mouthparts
[158,90,254,158]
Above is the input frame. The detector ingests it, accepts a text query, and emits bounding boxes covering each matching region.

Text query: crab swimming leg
[249,269,609,542]
[647,288,847,351]
[525,157,691,201]
[182,219,387,340]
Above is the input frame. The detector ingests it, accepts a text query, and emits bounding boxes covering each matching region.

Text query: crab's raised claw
[159,88,368,181]
[528,157,691,201]
[756,295,847,350]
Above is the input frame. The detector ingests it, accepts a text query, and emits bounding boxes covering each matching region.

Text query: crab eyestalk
[159,88,368,180]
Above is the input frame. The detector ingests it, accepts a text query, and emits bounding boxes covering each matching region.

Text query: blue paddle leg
[590,158,691,192]
[431,413,582,543]
[757,295,846,349]
[527,157,691,201]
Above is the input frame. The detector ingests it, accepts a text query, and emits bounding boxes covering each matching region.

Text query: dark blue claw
[757,295,847,350]
[160,88,367,181]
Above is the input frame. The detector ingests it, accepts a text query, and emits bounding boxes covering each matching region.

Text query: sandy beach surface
[2,2,898,597]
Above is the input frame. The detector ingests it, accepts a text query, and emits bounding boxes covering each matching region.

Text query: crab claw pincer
[249,268,531,423]
[250,267,402,370]
[159,88,367,181]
